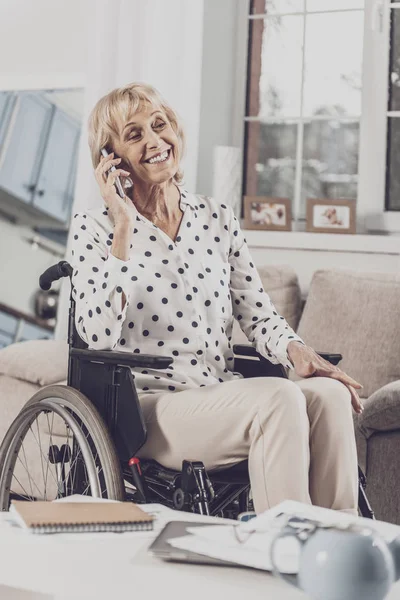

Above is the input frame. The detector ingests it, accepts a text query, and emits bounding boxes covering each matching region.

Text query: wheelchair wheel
[0,385,125,510]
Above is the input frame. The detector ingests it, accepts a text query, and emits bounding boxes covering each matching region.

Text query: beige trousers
[137,376,359,515]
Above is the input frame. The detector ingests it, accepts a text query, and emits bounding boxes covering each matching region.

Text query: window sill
[242,229,400,255]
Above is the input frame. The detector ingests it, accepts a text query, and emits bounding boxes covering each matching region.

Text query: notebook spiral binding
[31,521,154,534]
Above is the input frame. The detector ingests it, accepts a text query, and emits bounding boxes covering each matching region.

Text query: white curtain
[55,0,204,339]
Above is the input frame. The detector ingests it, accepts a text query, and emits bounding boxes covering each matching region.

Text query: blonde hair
[87,82,185,184]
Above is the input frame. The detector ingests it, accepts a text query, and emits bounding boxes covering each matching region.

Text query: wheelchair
[0,261,375,520]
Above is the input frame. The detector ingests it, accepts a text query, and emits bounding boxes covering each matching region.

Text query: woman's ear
[119,156,131,173]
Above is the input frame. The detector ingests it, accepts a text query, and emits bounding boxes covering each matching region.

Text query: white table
[1,506,400,600]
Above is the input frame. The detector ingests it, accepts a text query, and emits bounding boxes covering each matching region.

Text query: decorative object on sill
[243,196,292,231]
[34,288,59,322]
[212,146,242,219]
[306,198,356,234]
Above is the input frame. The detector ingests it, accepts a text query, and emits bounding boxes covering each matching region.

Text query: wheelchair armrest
[233,344,261,358]
[233,344,342,366]
[317,352,342,366]
[70,348,173,369]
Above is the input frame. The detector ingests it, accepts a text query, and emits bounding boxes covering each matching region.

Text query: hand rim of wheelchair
[0,385,125,511]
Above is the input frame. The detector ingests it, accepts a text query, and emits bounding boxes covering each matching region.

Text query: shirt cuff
[274,334,306,370]
[105,252,136,303]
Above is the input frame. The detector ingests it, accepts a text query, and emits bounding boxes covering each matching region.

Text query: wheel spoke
[35,419,47,495]
[10,473,36,502]
[19,441,35,499]
[15,455,44,499]
[28,424,60,491]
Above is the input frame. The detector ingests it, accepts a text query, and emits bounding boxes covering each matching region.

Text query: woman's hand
[287,341,364,414]
[94,152,133,227]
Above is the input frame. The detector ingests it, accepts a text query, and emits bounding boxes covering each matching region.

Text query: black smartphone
[101,147,133,199]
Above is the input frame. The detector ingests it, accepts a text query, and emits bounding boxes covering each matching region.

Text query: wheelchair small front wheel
[0,385,125,510]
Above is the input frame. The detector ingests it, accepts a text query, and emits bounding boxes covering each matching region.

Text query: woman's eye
[127,122,165,140]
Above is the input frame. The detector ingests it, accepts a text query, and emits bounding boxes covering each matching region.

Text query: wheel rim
[0,399,102,509]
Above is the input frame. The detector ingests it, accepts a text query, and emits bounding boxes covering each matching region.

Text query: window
[243,0,400,233]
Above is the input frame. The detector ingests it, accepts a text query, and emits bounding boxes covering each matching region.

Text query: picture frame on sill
[306,198,356,234]
[243,196,292,231]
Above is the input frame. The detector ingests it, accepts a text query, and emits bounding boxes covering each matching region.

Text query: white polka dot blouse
[69,186,305,394]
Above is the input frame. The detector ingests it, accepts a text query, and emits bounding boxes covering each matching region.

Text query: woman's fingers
[96,151,115,172]
[316,361,363,390]
[100,159,122,181]
[347,384,364,414]
[102,157,121,173]
[106,168,130,185]
[328,370,363,390]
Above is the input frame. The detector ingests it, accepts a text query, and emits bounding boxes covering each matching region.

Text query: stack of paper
[167,500,400,574]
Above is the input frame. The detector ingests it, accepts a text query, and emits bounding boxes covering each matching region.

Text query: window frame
[240,0,400,234]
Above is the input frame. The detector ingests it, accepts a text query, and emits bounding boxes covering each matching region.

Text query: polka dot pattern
[70,186,305,394]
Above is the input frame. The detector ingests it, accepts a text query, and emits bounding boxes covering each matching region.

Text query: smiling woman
[86,83,186,244]
[67,81,361,516]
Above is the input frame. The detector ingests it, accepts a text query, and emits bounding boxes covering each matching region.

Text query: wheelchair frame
[5,260,375,519]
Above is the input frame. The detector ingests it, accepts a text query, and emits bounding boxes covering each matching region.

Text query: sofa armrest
[357,380,400,439]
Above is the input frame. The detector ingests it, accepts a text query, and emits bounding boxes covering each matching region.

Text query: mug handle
[269,528,306,587]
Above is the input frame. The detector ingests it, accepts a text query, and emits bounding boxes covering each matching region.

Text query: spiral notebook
[10,500,154,534]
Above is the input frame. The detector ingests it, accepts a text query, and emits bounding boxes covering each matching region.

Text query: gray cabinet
[0,91,81,225]
[0,93,53,205]
[0,92,15,148]
[33,107,80,222]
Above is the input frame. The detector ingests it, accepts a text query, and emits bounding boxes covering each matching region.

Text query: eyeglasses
[233,513,357,545]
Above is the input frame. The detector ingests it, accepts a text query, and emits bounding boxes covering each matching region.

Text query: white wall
[0,0,88,90]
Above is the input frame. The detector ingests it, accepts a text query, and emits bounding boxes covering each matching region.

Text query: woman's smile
[142,148,172,166]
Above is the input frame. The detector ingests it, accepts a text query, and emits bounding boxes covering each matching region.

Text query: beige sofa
[1,266,399,523]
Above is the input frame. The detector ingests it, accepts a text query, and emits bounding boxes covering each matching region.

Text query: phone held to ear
[101,147,133,200]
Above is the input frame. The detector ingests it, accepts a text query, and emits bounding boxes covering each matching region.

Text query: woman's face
[111,102,180,189]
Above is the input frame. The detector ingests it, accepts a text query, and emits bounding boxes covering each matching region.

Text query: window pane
[245,121,297,201]
[386,117,400,210]
[388,9,400,112]
[307,0,364,11]
[303,12,363,118]
[251,0,304,14]
[247,16,304,117]
[300,120,359,216]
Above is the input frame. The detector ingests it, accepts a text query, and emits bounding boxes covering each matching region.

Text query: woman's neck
[132,181,182,223]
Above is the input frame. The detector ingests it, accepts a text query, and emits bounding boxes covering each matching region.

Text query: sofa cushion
[0,340,68,386]
[232,264,302,345]
[297,269,400,399]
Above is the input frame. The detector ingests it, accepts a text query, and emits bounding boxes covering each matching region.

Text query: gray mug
[269,517,397,600]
